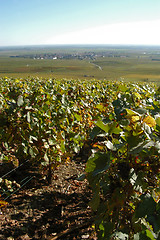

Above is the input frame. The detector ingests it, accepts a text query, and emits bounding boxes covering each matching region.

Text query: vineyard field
[0,76,160,239]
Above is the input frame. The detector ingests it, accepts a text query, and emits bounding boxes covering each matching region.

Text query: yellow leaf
[130,116,140,123]
[66,157,70,163]
[143,116,156,127]
[0,200,8,208]
[126,109,141,123]
[133,92,141,99]
[92,143,104,150]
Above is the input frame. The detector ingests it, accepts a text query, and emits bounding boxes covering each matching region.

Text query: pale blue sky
[1,0,160,46]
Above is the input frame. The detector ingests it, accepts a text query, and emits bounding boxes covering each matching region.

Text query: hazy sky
[1,0,160,46]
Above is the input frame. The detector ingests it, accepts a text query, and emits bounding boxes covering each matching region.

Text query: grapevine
[0,77,159,239]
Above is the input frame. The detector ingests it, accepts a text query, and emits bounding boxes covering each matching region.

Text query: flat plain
[0,45,160,84]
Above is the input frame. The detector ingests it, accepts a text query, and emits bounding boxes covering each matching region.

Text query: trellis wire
[0,159,34,202]
[0,176,31,197]
[0,159,29,179]
[4,176,34,201]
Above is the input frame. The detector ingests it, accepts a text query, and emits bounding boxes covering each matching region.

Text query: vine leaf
[95,120,109,133]
[86,152,110,176]
[17,95,24,106]
[0,200,8,208]
[143,116,156,127]
[135,194,156,218]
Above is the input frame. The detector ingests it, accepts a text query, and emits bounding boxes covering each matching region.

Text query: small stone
[52,233,57,236]
[7,237,15,240]
[81,234,89,239]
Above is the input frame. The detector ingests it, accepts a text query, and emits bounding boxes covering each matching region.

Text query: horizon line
[1,43,160,48]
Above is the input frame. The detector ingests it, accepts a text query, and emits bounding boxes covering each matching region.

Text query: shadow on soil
[1,180,94,240]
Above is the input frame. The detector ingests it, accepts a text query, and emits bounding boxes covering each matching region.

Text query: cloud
[45,20,160,45]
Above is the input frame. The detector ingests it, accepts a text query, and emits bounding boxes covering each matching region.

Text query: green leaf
[77,173,86,181]
[157,233,160,240]
[135,194,156,218]
[60,140,65,153]
[74,146,79,153]
[157,201,160,214]
[126,109,141,117]
[29,147,34,157]
[96,103,104,110]
[113,232,128,240]
[44,152,49,163]
[109,121,122,134]
[95,120,110,133]
[74,113,82,122]
[23,145,28,154]
[126,135,142,150]
[90,126,101,139]
[29,135,38,143]
[129,168,147,193]
[139,230,155,240]
[135,232,149,240]
[105,140,116,151]
[136,108,148,115]
[86,152,110,175]
[17,95,24,106]
[134,233,140,240]
[120,118,130,127]
[44,141,50,149]
[129,168,137,186]
[133,92,142,99]
[48,138,56,146]
[89,189,100,211]
[99,221,114,239]
[118,84,128,92]
[132,171,147,192]
[129,140,155,154]
[147,215,160,233]
[156,117,160,126]
[27,111,31,122]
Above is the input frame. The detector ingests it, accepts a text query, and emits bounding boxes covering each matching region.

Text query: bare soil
[0,160,97,240]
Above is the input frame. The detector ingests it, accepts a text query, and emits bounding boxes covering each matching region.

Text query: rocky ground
[0,160,97,240]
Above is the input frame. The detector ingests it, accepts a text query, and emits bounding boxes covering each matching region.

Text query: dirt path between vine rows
[0,160,97,240]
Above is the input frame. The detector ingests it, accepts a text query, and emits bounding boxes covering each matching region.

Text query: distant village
[9,52,129,60]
